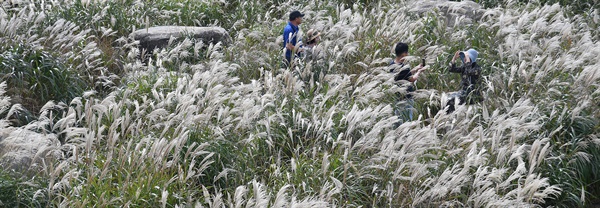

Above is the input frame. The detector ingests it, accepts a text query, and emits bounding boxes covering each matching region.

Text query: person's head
[395,42,409,58]
[306,29,321,45]
[289,11,304,26]
[460,49,478,63]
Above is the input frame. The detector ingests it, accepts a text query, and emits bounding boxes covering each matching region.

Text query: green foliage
[0,170,48,208]
[0,45,87,112]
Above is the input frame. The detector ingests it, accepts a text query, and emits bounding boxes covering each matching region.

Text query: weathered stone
[408,0,486,27]
[0,127,61,172]
[132,26,232,53]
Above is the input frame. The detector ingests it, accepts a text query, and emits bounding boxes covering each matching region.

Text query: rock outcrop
[132,26,232,53]
[408,0,486,27]
[0,128,61,172]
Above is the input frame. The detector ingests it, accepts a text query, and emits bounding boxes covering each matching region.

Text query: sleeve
[394,68,413,81]
[283,26,291,46]
[388,62,397,73]
[449,63,464,73]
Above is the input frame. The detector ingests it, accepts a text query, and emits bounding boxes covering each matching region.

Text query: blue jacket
[283,22,300,59]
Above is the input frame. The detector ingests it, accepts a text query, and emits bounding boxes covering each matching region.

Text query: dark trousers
[281,56,292,68]
[446,91,465,113]
[446,90,483,113]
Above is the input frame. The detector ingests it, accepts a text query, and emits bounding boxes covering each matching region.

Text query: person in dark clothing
[446,48,483,113]
[389,42,426,123]
[390,43,426,93]
[282,10,304,66]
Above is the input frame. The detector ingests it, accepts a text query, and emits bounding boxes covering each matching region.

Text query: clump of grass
[0,6,117,119]
[0,45,86,113]
[1,0,599,207]
[0,169,48,208]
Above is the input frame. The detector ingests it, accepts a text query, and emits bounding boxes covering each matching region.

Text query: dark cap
[289,11,304,21]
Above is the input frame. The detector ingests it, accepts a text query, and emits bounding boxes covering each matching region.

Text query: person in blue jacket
[282,10,304,66]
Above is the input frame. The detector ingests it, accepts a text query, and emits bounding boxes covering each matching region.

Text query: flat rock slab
[132,26,232,53]
[0,127,61,172]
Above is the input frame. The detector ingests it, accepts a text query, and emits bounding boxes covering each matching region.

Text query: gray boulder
[408,0,486,27]
[132,26,232,53]
[0,127,61,172]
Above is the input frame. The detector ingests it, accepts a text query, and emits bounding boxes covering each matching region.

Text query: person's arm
[449,51,464,73]
[449,63,464,73]
[408,71,421,82]
[395,65,427,82]
[283,26,293,50]
[394,68,412,81]
[408,65,427,82]
[411,64,424,74]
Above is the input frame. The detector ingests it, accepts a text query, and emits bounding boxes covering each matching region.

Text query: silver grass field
[0,0,599,207]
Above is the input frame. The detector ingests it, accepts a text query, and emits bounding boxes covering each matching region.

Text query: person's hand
[286,43,294,50]
[410,70,421,82]
[451,51,460,64]
[411,64,422,74]
[414,64,423,71]
[418,65,428,72]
